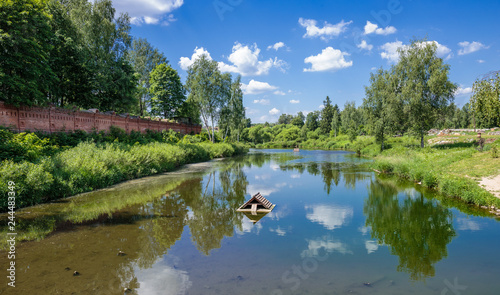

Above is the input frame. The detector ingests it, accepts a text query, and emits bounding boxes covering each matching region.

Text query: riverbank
[368,136,500,210]
[0,138,248,211]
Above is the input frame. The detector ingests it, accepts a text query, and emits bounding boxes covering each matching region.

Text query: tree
[62,0,137,112]
[291,112,305,127]
[305,111,320,131]
[331,104,340,137]
[320,96,334,134]
[128,38,168,116]
[278,114,293,125]
[185,54,231,143]
[46,0,92,108]
[470,72,500,128]
[363,68,401,151]
[228,76,246,141]
[395,39,457,147]
[149,63,185,119]
[0,0,56,106]
[341,101,359,142]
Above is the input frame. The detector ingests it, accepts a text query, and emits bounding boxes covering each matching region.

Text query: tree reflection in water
[364,179,456,281]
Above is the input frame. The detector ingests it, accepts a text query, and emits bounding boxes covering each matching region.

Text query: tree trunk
[421,133,424,148]
[211,118,215,143]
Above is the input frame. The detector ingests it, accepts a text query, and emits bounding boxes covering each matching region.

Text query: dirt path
[480,174,500,199]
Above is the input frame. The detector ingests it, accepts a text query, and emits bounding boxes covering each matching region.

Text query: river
[1,149,499,294]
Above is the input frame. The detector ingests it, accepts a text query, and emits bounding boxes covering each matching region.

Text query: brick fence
[0,101,201,135]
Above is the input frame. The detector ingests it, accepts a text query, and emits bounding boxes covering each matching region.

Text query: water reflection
[305,204,353,230]
[364,179,456,281]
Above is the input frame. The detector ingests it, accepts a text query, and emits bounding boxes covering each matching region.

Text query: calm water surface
[1,149,499,294]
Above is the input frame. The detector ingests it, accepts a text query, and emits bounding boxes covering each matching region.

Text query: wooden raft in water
[236,192,275,214]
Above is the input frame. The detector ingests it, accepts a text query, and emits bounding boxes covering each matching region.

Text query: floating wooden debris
[237,192,275,216]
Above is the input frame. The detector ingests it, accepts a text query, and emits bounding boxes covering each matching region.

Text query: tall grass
[0,141,248,211]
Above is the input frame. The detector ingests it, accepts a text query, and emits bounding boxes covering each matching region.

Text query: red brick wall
[0,101,201,135]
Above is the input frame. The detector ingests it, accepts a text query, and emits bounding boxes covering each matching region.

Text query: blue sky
[115,0,500,123]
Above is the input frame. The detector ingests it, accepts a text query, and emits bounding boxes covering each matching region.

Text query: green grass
[371,137,500,207]
[0,141,248,211]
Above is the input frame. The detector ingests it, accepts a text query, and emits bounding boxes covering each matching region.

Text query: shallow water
[1,149,499,294]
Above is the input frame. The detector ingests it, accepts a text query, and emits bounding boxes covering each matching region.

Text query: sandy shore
[480,174,500,199]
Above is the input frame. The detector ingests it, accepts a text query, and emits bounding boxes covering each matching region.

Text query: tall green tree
[363,68,401,151]
[62,0,136,112]
[185,54,231,142]
[46,0,92,108]
[395,39,457,147]
[341,101,359,142]
[149,63,185,119]
[0,0,56,106]
[320,96,334,134]
[331,104,341,137]
[218,75,245,141]
[305,111,320,131]
[291,111,305,127]
[128,37,168,116]
[470,72,500,128]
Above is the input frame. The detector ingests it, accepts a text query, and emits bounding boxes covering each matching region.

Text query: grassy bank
[370,136,500,208]
[0,131,248,211]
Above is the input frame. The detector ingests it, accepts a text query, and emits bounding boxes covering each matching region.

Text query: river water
[1,149,499,294]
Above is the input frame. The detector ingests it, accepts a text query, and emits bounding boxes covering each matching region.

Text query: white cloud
[269,108,280,115]
[218,43,287,76]
[304,47,353,72]
[274,90,286,96]
[363,21,397,35]
[365,240,379,254]
[357,40,373,51]
[267,42,288,51]
[290,100,300,104]
[298,18,352,41]
[253,99,270,105]
[379,41,403,62]
[458,41,489,55]
[179,47,212,70]
[477,59,485,63]
[456,218,481,231]
[305,204,353,230]
[319,104,325,109]
[380,40,452,63]
[269,226,287,236]
[241,80,278,95]
[301,236,352,258]
[455,86,472,96]
[116,0,184,26]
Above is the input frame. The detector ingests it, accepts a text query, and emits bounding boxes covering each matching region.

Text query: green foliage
[149,63,185,118]
[0,0,56,106]
[492,145,498,158]
[471,72,500,128]
[320,96,334,134]
[0,138,248,211]
[127,37,168,116]
[395,39,457,147]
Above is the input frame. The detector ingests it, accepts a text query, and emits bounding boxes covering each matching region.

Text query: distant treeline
[239,40,499,150]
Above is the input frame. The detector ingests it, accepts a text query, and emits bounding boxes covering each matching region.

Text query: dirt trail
[480,174,500,199]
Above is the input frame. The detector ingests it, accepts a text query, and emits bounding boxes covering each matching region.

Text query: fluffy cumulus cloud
[218,43,287,76]
[304,47,353,72]
[253,99,270,105]
[115,0,184,26]
[267,42,288,51]
[273,90,285,95]
[241,80,278,95]
[357,40,373,51]
[290,100,300,104]
[298,18,352,41]
[305,204,353,230]
[380,40,452,63]
[458,41,489,55]
[455,86,472,96]
[363,21,397,35]
[269,108,280,115]
[178,47,212,70]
